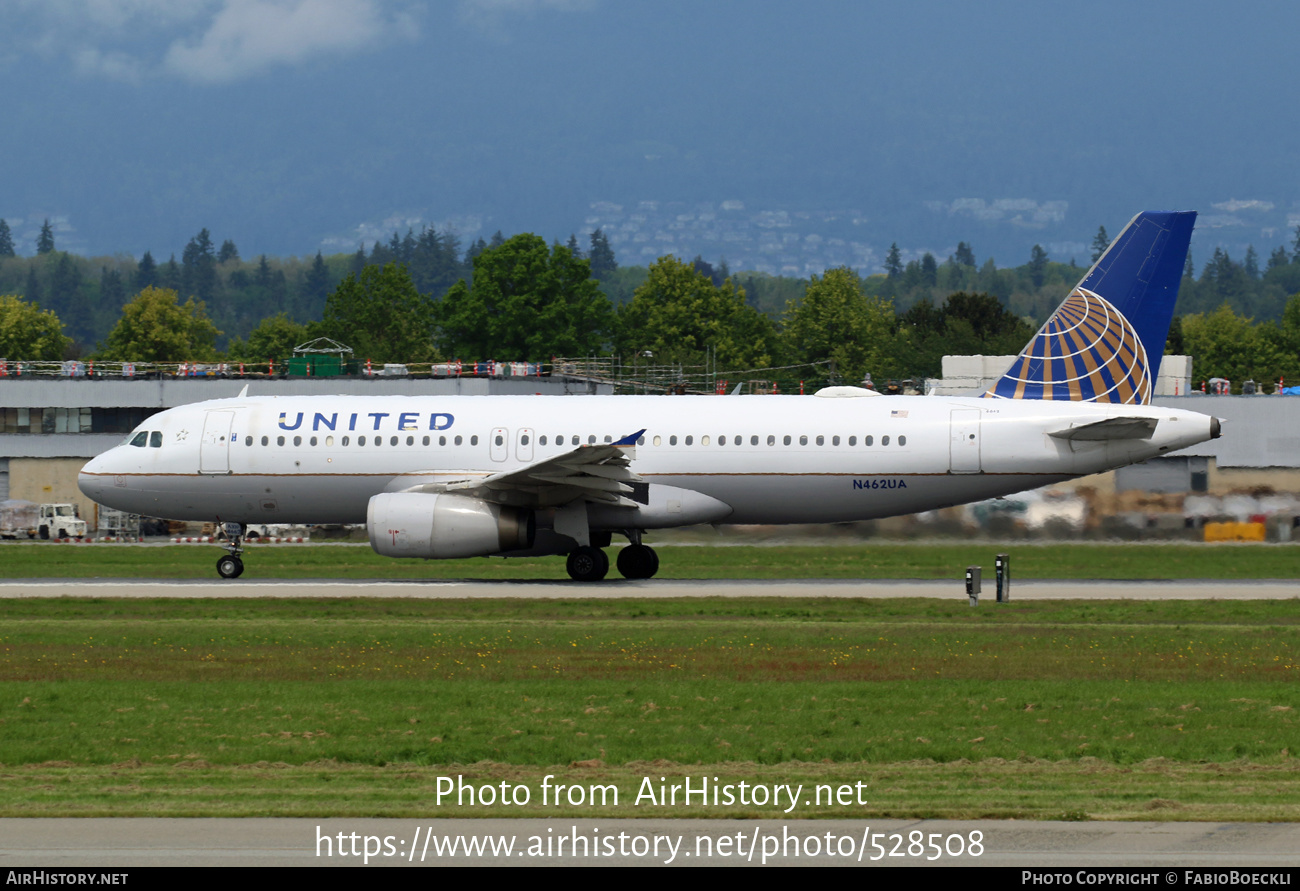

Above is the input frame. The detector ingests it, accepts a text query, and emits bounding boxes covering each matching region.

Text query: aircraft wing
[395,429,647,509]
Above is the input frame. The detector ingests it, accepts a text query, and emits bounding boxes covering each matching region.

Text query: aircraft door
[490,427,509,462]
[949,409,982,474]
[200,410,235,474]
[516,427,534,463]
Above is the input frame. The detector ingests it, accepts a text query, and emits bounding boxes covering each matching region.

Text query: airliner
[79,211,1218,581]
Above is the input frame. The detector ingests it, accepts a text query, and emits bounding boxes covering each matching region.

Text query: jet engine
[367,492,535,559]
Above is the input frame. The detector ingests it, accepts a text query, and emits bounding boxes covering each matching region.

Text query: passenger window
[832,435,840,446]
[277,435,285,446]
[495,434,504,446]
[540,435,548,446]
[359,436,367,446]
[293,435,302,446]
[342,436,350,446]
[899,435,907,446]
[767,435,775,446]
[653,435,662,446]
[717,435,725,446]
[150,431,163,448]
[310,436,318,446]
[783,435,791,445]
[422,436,429,446]
[522,434,530,445]
[702,435,711,446]
[849,436,857,446]
[685,435,694,446]
[751,435,759,446]
[637,436,645,446]
[865,435,874,446]
[604,435,612,443]
[588,435,596,444]
[375,436,382,446]
[816,435,824,446]
[799,435,808,446]
[261,435,269,446]
[669,435,677,446]
[883,435,891,446]
[454,435,463,446]
[130,431,147,447]
[471,435,479,446]
[393,436,400,446]
[326,436,335,446]
[245,436,252,446]
[439,435,446,446]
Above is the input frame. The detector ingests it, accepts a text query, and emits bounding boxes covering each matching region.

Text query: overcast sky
[3,1,1297,268]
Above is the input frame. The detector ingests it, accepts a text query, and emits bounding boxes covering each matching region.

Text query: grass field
[3,540,1299,579]
[1,597,1297,819]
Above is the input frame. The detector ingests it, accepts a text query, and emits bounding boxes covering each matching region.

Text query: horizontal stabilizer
[1049,417,1158,441]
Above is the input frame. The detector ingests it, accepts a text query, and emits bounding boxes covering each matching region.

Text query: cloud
[458,0,595,36]
[1212,199,1274,214]
[9,1,416,84]
[926,198,1068,228]
[164,0,416,83]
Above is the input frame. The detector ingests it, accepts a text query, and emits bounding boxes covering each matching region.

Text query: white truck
[0,500,89,540]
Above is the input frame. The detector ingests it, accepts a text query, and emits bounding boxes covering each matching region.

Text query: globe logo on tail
[984,287,1152,404]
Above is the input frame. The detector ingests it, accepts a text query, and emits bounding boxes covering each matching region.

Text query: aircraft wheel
[566,546,609,582]
[217,554,244,579]
[616,544,659,579]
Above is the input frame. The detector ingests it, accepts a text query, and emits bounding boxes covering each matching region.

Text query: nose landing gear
[216,522,245,579]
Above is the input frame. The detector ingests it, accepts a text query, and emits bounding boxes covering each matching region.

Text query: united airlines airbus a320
[79,211,1219,581]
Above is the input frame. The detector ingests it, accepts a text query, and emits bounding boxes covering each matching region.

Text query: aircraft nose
[78,456,108,501]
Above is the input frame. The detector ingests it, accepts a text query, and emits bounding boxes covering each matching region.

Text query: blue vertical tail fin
[984,210,1195,404]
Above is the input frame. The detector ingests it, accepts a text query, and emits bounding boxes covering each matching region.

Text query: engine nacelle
[367,492,535,559]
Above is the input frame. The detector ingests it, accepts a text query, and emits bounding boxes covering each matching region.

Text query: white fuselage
[78,393,1218,529]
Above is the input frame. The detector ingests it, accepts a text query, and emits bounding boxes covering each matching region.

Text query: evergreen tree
[1090,225,1110,263]
[1028,244,1049,288]
[953,241,975,267]
[465,237,488,265]
[25,265,41,304]
[304,251,330,307]
[920,252,938,287]
[1184,250,1194,279]
[135,251,157,290]
[159,255,181,292]
[884,243,903,278]
[1268,246,1290,271]
[0,219,14,258]
[181,228,217,301]
[255,255,273,290]
[1293,225,1300,264]
[351,246,367,277]
[588,228,616,279]
[369,239,395,267]
[100,266,126,307]
[1244,245,1260,280]
[566,234,584,259]
[217,239,240,264]
[37,219,54,255]
[489,230,506,249]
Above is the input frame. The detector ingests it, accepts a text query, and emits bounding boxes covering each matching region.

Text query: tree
[438,234,613,360]
[1183,250,1194,280]
[24,266,41,304]
[225,313,308,364]
[135,251,157,290]
[1028,244,1049,288]
[1293,225,1300,264]
[1268,246,1290,271]
[303,251,331,306]
[37,219,54,255]
[588,228,616,279]
[217,239,240,264]
[953,242,975,267]
[782,267,902,385]
[0,220,14,258]
[919,252,938,288]
[320,263,437,363]
[566,234,584,260]
[99,287,220,362]
[181,228,218,302]
[616,255,778,370]
[1090,225,1110,263]
[0,294,72,359]
[1244,246,1260,280]
[883,243,903,278]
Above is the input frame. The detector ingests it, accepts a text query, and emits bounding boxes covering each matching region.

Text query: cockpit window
[150,431,163,448]
[129,431,148,447]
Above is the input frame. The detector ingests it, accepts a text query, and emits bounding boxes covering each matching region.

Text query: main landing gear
[564,531,660,582]
[216,522,245,579]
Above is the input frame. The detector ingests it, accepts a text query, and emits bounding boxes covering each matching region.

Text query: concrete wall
[8,457,96,529]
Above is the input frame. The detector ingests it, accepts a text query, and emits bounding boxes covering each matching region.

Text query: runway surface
[2,818,1298,867]
[1,578,1298,599]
